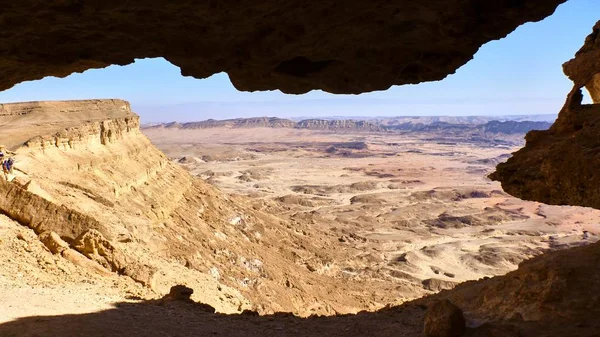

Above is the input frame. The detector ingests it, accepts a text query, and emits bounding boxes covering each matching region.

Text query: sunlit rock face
[585,73,600,103]
[0,1,565,94]
[492,21,600,209]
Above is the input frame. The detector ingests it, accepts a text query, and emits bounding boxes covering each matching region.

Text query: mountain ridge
[143,116,552,134]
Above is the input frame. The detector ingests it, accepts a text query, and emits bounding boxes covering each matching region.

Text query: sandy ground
[0,214,151,325]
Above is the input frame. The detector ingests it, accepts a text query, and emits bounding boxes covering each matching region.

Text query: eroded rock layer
[491,21,600,208]
[0,1,565,94]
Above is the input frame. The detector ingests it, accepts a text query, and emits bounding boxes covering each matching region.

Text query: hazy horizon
[133,100,563,123]
[141,113,559,125]
[0,0,597,123]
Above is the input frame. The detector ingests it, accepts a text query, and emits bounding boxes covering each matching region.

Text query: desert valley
[0,99,599,336]
[144,115,600,302]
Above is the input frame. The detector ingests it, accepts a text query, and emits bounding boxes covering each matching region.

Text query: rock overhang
[0,0,566,94]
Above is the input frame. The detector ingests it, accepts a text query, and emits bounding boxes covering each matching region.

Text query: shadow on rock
[2,282,600,337]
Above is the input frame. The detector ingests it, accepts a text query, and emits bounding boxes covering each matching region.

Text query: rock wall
[587,73,600,103]
[491,21,600,208]
[24,116,139,150]
[0,99,131,118]
[0,99,134,149]
[0,179,108,241]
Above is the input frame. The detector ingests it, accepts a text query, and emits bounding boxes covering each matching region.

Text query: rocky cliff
[1,99,412,316]
[0,99,133,149]
[492,21,600,209]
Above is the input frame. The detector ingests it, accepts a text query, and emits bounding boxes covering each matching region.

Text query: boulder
[423,300,466,337]
[72,229,127,273]
[123,263,158,289]
[422,278,459,292]
[162,285,216,313]
[166,285,194,301]
[61,249,113,277]
[39,231,69,254]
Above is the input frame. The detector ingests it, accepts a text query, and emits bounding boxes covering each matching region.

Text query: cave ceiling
[0,0,566,94]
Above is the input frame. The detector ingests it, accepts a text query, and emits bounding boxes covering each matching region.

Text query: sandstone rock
[39,231,69,255]
[72,229,127,273]
[0,178,110,240]
[0,100,134,149]
[123,263,158,289]
[421,240,600,331]
[241,309,260,316]
[60,248,113,277]
[22,180,55,202]
[0,1,565,94]
[422,278,459,292]
[163,284,218,312]
[423,300,466,337]
[165,285,194,301]
[491,21,600,209]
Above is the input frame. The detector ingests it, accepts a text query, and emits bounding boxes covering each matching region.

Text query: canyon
[0,99,598,336]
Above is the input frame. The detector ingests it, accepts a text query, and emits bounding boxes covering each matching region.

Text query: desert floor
[144,127,600,288]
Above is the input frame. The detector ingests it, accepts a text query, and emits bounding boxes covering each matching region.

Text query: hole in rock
[1,4,600,334]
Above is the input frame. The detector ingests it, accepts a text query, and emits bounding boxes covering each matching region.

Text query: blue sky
[0,0,598,122]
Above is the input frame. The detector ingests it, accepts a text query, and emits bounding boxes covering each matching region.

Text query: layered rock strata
[1,99,415,315]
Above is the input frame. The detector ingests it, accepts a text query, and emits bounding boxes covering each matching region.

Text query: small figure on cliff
[2,157,14,180]
[0,152,5,180]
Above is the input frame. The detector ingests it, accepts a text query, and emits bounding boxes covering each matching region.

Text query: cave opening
[0,1,600,336]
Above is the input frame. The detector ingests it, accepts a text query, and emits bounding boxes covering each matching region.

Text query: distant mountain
[482,120,552,134]
[174,117,294,129]
[145,117,384,132]
[294,119,384,131]
[287,114,558,124]
[143,117,553,134]
[386,120,552,134]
